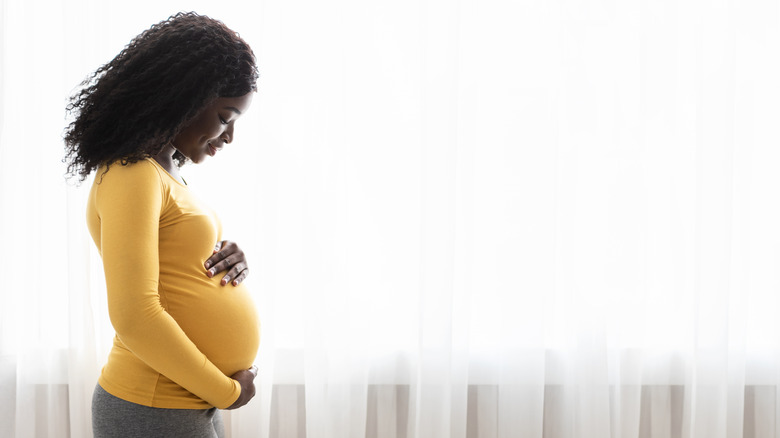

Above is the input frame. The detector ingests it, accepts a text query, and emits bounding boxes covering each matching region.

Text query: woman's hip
[91,383,224,438]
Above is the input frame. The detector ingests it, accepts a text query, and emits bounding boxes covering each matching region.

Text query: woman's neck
[152,144,184,184]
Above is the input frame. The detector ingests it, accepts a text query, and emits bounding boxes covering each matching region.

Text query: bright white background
[2,0,780,437]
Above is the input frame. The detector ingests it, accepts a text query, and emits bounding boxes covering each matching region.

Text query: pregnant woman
[63,12,260,437]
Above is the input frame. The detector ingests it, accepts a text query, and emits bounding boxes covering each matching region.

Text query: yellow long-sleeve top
[86,158,260,409]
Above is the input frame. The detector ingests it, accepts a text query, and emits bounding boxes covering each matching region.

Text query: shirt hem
[97,376,215,410]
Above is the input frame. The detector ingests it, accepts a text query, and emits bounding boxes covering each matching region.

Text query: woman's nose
[221,125,234,144]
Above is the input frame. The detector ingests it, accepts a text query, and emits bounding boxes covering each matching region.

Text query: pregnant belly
[161,275,260,376]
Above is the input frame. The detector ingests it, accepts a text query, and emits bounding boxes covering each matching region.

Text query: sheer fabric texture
[1,0,779,437]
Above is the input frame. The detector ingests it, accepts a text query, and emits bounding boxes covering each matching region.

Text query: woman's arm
[95,161,240,409]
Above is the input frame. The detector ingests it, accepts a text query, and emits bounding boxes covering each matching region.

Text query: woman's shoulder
[96,158,162,183]
[93,158,166,197]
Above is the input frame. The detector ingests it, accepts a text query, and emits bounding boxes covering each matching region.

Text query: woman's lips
[208,143,218,156]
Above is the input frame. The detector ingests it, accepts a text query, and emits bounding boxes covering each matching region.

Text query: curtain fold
[2,0,779,437]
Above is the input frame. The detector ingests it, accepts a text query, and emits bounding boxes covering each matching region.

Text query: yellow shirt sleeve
[94,161,240,409]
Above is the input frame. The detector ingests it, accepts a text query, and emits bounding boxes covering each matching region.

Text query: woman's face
[173,92,254,163]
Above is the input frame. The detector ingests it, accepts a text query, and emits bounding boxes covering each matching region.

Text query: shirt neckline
[146,157,188,188]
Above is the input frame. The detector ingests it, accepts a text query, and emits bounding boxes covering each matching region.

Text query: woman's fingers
[221,263,249,286]
[204,240,249,285]
[206,255,236,277]
[230,267,249,286]
[204,241,232,270]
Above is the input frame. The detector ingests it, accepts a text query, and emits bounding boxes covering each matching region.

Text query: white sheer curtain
[2,0,780,437]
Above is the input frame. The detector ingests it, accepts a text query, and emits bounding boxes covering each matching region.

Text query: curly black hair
[64,12,258,181]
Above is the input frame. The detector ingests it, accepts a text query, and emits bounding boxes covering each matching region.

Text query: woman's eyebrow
[224,106,242,115]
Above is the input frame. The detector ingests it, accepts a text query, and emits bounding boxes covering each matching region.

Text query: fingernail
[233,280,238,286]
[223,276,230,284]
[207,269,214,277]
[204,261,211,269]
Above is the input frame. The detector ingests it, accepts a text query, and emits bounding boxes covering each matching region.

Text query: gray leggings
[92,384,225,438]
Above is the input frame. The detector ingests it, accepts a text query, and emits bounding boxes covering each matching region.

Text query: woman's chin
[189,153,208,164]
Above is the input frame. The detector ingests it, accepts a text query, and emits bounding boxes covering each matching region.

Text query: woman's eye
[219,115,229,125]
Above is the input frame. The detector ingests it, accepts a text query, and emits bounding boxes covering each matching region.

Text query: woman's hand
[226,365,258,410]
[204,240,249,286]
